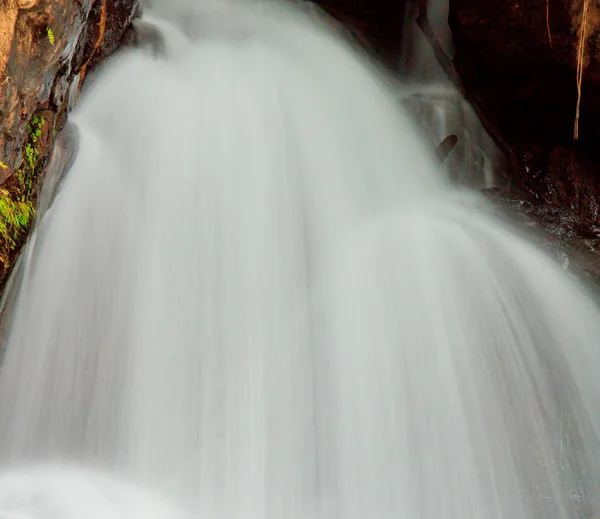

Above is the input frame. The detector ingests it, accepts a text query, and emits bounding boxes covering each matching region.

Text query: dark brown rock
[122,19,165,57]
[450,0,580,147]
[447,0,600,288]
[449,0,600,224]
[435,134,458,162]
[312,0,409,67]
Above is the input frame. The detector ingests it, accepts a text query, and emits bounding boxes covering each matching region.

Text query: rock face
[446,0,600,284]
[0,0,140,181]
[0,0,140,286]
[449,0,600,229]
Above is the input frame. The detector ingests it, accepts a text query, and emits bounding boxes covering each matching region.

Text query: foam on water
[0,464,187,519]
[0,1,599,518]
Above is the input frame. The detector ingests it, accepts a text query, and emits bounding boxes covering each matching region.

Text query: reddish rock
[0,0,139,290]
[0,0,140,183]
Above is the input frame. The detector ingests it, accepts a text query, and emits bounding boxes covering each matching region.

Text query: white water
[0,1,600,518]
[399,0,501,188]
[400,0,453,80]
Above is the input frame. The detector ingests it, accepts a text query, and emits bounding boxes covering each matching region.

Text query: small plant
[26,114,44,144]
[0,114,46,267]
[0,190,34,260]
[0,162,7,170]
[46,27,55,46]
[24,143,36,170]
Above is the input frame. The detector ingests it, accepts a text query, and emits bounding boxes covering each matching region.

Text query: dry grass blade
[572,0,599,140]
[547,0,553,46]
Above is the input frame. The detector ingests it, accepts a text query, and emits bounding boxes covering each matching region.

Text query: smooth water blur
[399,0,501,188]
[0,464,188,519]
[400,83,502,187]
[0,1,599,519]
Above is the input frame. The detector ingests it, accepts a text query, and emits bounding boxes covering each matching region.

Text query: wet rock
[450,0,600,229]
[37,121,79,219]
[312,0,409,67]
[435,134,458,162]
[0,0,140,291]
[482,187,600,285]
[122,19,165,57]
[400,84,502,188]
[0,0,140,182]
[546,146,600,223]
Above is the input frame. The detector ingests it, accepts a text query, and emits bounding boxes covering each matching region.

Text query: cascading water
[1,1,600,518]
[399,0,501,188]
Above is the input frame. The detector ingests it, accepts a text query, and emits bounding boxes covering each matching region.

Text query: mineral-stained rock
[0,0,140,183]
[0,0,140,290]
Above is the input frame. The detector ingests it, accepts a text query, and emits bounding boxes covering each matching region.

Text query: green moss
[0,114,45,268]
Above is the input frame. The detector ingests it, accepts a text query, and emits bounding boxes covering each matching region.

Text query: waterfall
[399,0,501,188]
[0,2,599,519]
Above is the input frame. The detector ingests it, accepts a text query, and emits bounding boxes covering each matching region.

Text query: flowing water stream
[0,1,600,518]
[399,0,501,188]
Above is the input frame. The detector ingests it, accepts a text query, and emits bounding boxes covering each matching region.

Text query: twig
[574,0,591,141]
[415,0,519,177]
[546,0,553,47]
